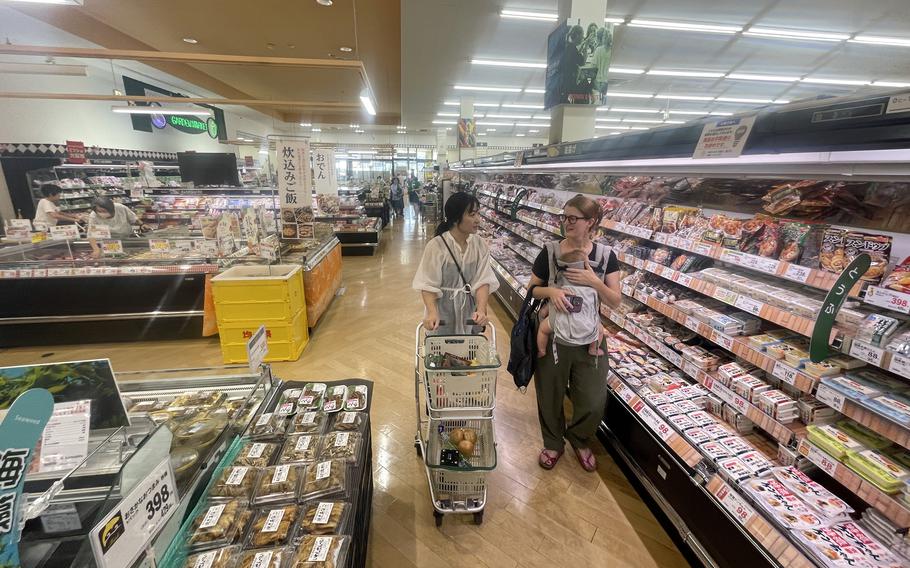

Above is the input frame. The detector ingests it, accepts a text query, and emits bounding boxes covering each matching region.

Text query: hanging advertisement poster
[458,118,476,148]
[312,148,338,195]
[277,139,315,241]
[545,18,614,109]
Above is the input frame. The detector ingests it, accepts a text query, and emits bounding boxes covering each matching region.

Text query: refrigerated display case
[19,365,277,568]
[452,90,910,568]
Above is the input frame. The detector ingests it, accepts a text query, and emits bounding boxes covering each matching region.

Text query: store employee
[88,197,146,238]
[34,184,83,228]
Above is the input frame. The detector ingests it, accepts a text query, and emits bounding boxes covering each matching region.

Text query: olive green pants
[535,338,609,452]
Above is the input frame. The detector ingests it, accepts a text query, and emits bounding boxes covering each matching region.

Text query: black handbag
[507,286,540,392]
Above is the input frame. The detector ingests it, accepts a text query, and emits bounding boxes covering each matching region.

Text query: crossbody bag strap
[439,234,470,290]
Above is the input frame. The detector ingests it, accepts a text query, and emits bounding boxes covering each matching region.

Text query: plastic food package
[343,385,368,411]
[245,505,301,549]
[235,441,280,468]
[687,410,717,428]
[778,222,810,263]
[187,500,251,550]
[291,535,351,568]
[819,228,847,274]
[772,467,854,520]
[806,424,865,460]
[331,412,366,433]
[302,460,348,501]
[250,413,287,439]
[738,450,774,476]
[322,386,347,413]
[862,392,910,426]
[742,478,827,530]
[182,546,240,568]
[855,314,901,347]
[698,441,731,462]
[718,436,754,456]
[883,256,910,294]
[836,420,892,450]
[682,427,712,445]
[236,547,291,568]
[209,466,259,500]
[298,383,327,411]
[298,501,351,535]
[278,433,320,464]
[319,432,361,462]
[253,465,304,505]
[845,450,909,494]
[716,456,754,483]
[289,410,328,437]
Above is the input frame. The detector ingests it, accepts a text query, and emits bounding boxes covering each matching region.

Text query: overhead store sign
[312,148,338,195]
[122,76,226,141]
[693,116,756,159]
[165,115,219,139]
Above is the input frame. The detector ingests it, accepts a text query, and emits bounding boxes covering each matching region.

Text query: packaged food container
[250,413,287,439]
[343,385,368,411]
[235,441,280,468]
[253,465,304,505]
[170,447,200,482]
[298,501,352,535]
[807,424,864,460]
[279,435,321,464]
[292,411,328,435]
[331,412,367,433]
[319,432,361,462]
[187,500,252,551]
[301,459,348,501]
[322,386,347,413]
[236,546,292,568]
[182,545,240,568]
[209,466,260,501]
[298,383,327,411]
[245,504,302,549]
[290,535,351,568]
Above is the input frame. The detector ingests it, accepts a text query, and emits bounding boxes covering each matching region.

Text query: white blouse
[412,232,499,298]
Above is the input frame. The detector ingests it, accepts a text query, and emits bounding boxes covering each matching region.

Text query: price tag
[849,340,884,366]
[682,360,700,379]
[719,249,745,266]
[644,261,657,273]
[653,233,668,244]
[734,296,763,316]
[610,313,624,326]
[693,243,714,257]
[801,442,839,478]
[684,316,701,332]
[714,287,738,305]
[199,504,225,529]
[889,353,910,380]
[677,274,694,287]
[679,238,695,251]
[90,457,177,568]
[865,286,910,314]
[313,502,334,524]
[50,225,79,240]
[730,393,749,415]
[752,256,780,274]
[148,239,170,253]
[783,263,812,283]
[815,384,847,413]
[315,461,332,480]
[308,536,333,562]
[714,333,734,352]
[716,483,756,526]
[87,225,112,239]
[667,236,680,248]
[262,508,285,533]
[666,351,683,368]
[772,361,799,386]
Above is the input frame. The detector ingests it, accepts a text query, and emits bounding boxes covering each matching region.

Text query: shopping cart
[414,321,499,526]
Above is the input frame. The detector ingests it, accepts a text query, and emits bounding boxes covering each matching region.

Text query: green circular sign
[206,117,218,139]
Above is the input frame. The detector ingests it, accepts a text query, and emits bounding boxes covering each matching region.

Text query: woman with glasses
[529,194,621,472]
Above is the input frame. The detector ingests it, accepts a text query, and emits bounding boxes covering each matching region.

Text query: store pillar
[549,0,608,144]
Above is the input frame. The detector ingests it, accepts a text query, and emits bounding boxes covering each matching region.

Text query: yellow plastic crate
[212,265,305,324]
[218,310,309,363]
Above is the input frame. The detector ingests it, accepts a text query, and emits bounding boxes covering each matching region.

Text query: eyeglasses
[560,214,590,225]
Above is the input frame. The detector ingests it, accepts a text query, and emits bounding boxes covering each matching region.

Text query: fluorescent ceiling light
[111,106,211,116]
[606,92,654,99]
[605,17,626,24]
[664,120,686,124]
[485,113,532,119]
[311,128,322,132]
[485,128,497,132]
[349,123,360,128]
[432,120,456,125]
[609,67,645,75]
[437,112,459,117]
[622,118,666,124]
[478,132,487,136]
[472,59,546,69]
[595,118,623,122]
[744,27,849,42]
[630,126,651,130]
[726,73,801,82]
[354,129,365,133]
[182,37,198,44]
[873,81,910,87]
[715,96,774,104]
[524,88,546,94]
[443,101,458,106]
[657,94,715,101]
[445,101,499,107]
[668,110,710,115]
[477,121,518,126]
[529,129,540,133]
[500,9,557,21]
[0,62,86,76]
[629,19,741,34]
[609,107,660,113]
[455,85,523,93]
[515,122,548,127]
[515,133,526,137]
[801,77,870,86]
[502,103,544,109]
[299,122,312,126]
[349,150,376,154]
[850,35,910,47]
[359,92,376,116]
[648,69,726,78]
[595,125,631,130]
[773,99,790,104]
[710,111,735,115]
[259,149,269,155]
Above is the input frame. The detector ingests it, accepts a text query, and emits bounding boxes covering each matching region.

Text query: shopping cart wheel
[473,511,484,525]
[434,510,443,527]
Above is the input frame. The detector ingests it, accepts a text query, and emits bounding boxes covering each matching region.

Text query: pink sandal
[574,447,597,472]
[538,449,563,470]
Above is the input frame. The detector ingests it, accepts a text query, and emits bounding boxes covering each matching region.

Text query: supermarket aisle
[1,214,691,568]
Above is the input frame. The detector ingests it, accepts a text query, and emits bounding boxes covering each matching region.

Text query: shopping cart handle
[436,320,487,332]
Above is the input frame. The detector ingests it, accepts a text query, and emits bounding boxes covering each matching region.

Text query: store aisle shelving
[1,211,691,568]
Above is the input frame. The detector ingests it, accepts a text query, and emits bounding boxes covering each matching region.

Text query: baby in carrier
[536,249,604,357]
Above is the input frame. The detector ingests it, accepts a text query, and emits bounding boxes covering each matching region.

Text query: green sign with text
[165,115,219,138]
[810,254,871,362]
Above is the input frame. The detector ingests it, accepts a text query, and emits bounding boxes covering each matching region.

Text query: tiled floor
[2,211,691,568]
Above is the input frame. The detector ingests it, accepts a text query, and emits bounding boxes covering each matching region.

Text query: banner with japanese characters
[277,139,315,241]
[0,388,54,567]
[312,148,338,195]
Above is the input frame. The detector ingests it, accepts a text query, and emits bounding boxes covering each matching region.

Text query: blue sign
[0,388,53,567]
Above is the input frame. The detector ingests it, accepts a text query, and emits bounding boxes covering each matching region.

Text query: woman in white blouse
[412,192,498,335]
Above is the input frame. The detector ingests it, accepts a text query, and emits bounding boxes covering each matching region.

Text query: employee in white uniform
[412,192,498,335]
[88,197,146,238]
[33,184,83,228]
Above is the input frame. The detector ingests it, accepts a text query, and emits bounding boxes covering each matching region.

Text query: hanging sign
[50,225,79,240]
[277,139,314,241]
[0,389,55,567]
[312,148,338,195]
[809,254,871,362]
[66,140,86,164]
[693,116,756,159]
[90,457,177,568]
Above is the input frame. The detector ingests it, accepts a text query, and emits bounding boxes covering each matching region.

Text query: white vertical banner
[276,138,315,241]
[312,148,338,195]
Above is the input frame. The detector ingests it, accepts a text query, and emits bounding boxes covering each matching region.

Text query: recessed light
[182,37,198,44]
[300,122,312,127]
[316,0,333,5]
[340,46,353,52]
[311,128,322,132]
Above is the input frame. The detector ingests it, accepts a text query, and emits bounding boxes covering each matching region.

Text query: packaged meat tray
[771,467,854,520]
[291,411,328,435]
[250,412,287,440]
[290,535,351,568]
[234,441,279,468]
[209,466,260,501]
[318,432,361,462]
[182,546,240,568]
[253,465,304,505]
[742,478,827,530]
[280,434,321,464]
[302,459,348,501]
[343,385,368,411]
[298,383,327,410]
[322,386,347,413]
[331,412,367,433]
[236,547,291,568]
[245,504,301,549]
[298,501,352,536]
[187,500,251,551]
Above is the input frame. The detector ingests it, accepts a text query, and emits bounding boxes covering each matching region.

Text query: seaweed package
[778,222,811,264]
[820,228,847,274]
[799,225,826,269]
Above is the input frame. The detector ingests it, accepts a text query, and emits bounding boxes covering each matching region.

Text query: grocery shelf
[705,475,816,568]
[479,208,547,248]
[815,384,910,453]
[489,256,528,296]
[602,304,804,447]
[477,188,563,215]
[796,438,910,528]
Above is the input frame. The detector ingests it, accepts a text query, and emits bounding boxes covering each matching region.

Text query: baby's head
[559,249,587,264]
